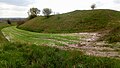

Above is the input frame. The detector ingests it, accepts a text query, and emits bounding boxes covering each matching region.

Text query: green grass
[2,26,82,46]
[0,22,18,44]
[106,26,120,43]
[0,10,120,67]
[99,25,120,43]
[0,43,120,68]
[18,9,120,43]
[1,24,120,67]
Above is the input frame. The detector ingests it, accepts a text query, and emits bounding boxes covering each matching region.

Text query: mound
[19,9,120,33]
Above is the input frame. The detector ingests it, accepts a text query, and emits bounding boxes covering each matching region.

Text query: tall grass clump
[105,26,120,43]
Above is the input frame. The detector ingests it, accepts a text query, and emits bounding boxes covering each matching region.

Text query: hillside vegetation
[1,26,120,68]
[19,9,120,33]
[0,16,120,67]
[1,25,120,68]
[1,43,120,68]
[19,9,120,43]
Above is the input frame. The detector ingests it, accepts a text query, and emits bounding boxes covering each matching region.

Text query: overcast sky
[0,0,120,18]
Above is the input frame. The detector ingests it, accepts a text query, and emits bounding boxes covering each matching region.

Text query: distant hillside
[0,18,26,23]
[19,9,120,33]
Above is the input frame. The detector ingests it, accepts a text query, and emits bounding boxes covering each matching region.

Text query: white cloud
[35,0,96,13]
[0,2,28,18]
[0,0,120,17]
[0,0,34,6]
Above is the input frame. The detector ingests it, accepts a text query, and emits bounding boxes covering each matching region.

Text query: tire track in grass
[2,26,80,46]
[3,28,66,46]
[9,29,74,46]
[12,26,81,41]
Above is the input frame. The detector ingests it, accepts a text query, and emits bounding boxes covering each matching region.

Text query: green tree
[42,8,52,18]
[91,4,96,10]
[28,7,40,20]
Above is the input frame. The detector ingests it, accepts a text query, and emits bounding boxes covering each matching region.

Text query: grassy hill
[19,9,120,33]
[19,9,120,43]
[0,11,120,67]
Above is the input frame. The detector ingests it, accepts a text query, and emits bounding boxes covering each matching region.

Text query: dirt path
[41,32,120,58]
[67,32,120,58]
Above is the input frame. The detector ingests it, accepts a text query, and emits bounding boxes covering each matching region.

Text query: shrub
[106,26,120,43]
[28,15,37,20]
[17,21,25,27]
[7,19,11,25]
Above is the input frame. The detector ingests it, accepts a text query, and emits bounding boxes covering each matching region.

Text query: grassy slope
[1,24,120,67]
[19,9,120,42]
[19,9,120,33]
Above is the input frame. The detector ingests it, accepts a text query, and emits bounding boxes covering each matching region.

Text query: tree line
[28,8,52,20]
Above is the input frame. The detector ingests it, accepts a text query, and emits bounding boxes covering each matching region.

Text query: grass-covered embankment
[0,23,10,43]
[19,9,120,33]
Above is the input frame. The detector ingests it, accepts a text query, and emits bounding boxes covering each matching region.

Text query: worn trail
[2,26,120,58]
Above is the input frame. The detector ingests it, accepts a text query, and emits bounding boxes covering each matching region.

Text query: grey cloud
[0,0,33,6]
[113,0,120,4]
